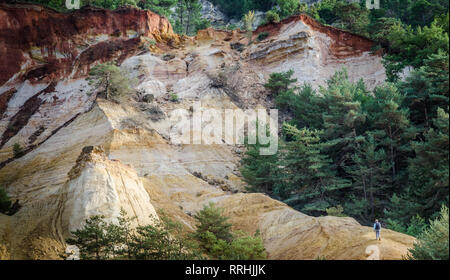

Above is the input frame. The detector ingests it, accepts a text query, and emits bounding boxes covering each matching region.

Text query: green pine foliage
[326,205,346,217]
[275,0,299,19]
[192,203,266,260]
[243,64,449,233]
[66,215,115,260]
[364,84,416,184]
[13,143,24,158]
[66,205,266,260]
[67,210,201,260]
[19,0,140,11]
[400,51,449,128]
[88,62,134,101]
[279,124,350,215]
[138,0,177,18]
[193,202,233,244]
[344,135,392,224]
[129,212,200,260]
[264,69,297,96]
[173,0,205,35]
[406,108,449,220]
[265,10,280,23]
[240,128,278,194]
[406,205,449,260]
[319,70,367,174]
[0,186,12,215]
[208,0,275,19]
[383,16,449,81]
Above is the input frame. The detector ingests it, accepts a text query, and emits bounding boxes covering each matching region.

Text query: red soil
[0,3,175,86]
[254,14,379,58]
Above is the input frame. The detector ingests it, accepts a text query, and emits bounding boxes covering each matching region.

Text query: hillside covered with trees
[236,0,449,252]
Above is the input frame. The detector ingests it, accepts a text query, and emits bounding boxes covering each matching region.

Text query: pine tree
[13,143,24,158]
[277,124,350,215]
[365,83,415,184]
[225,231,266,260]
[276,0,299,19]
[130,211,199,260]
[66,215,112,260]
[264,69,297,96]
[240,133,279,194]
[243,10,256,44]
[384,16,449,81]
[88,62,133,101]
[344,134,392,224]
[0,186,12,215]
[400,51,449,129]
[173,0,203,35]
[320,69,367,174]
[192,203,266,260]
[385,108,449,229]
[137,0,177,18]
[407,205,449,260]
[193,203,233,248]
[407,108,449,220]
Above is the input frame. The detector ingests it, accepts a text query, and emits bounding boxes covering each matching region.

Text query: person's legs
[376,230,380,240]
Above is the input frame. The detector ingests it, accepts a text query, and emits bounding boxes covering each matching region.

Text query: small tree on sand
[88,62,133,101]
[243,10,255,45]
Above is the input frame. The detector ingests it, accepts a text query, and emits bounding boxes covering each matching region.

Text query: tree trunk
[105,73,111,100]
[178,1,185,33]
[388,125,396,179]
[185,7,192,35]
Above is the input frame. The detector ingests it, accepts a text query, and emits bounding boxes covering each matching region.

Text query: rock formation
[0,3,414,260]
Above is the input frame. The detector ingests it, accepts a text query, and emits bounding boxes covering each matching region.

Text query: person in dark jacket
[373,219,381,241]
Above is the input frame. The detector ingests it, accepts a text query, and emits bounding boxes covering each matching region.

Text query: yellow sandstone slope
[0,100,415,260]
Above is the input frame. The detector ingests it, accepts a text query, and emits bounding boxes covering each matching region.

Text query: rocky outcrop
[199,0,264,29]
[0,2,179,163]
[0,5,412,260]
[248,14,386,88]
[199,0,229,27]
[0,3,177,87]
[63,145,158,233]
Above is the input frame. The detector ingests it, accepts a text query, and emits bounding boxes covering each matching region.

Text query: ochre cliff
[0,3,176,87]
[0,4,413,260]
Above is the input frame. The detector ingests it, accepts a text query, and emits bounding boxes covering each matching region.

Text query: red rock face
[0,3,175,86]
[254,14,378,58]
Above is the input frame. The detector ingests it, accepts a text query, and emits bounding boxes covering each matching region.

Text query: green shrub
[88,62,133,101]
[66,209,200,260]
[170,93,179,102]
[265,10,280,23]
[264,69,297,95]
[66,205,266,260]
[142,37,157,51]
[257,32,270,41]
[0,186,12,215]
[276,0,299,19]
[13,143,24,158]
[192,203,267,260]
[326,205,346,217]
[406,206,449,260]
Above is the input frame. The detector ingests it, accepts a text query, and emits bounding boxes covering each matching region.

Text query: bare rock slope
[0,4,414,260]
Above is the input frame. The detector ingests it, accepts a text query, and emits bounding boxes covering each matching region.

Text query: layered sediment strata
[0,5,412,260]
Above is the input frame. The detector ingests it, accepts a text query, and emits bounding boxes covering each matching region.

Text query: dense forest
[236,0,449,240]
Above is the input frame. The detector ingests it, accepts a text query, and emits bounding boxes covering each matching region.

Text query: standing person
[374,219,381,241]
